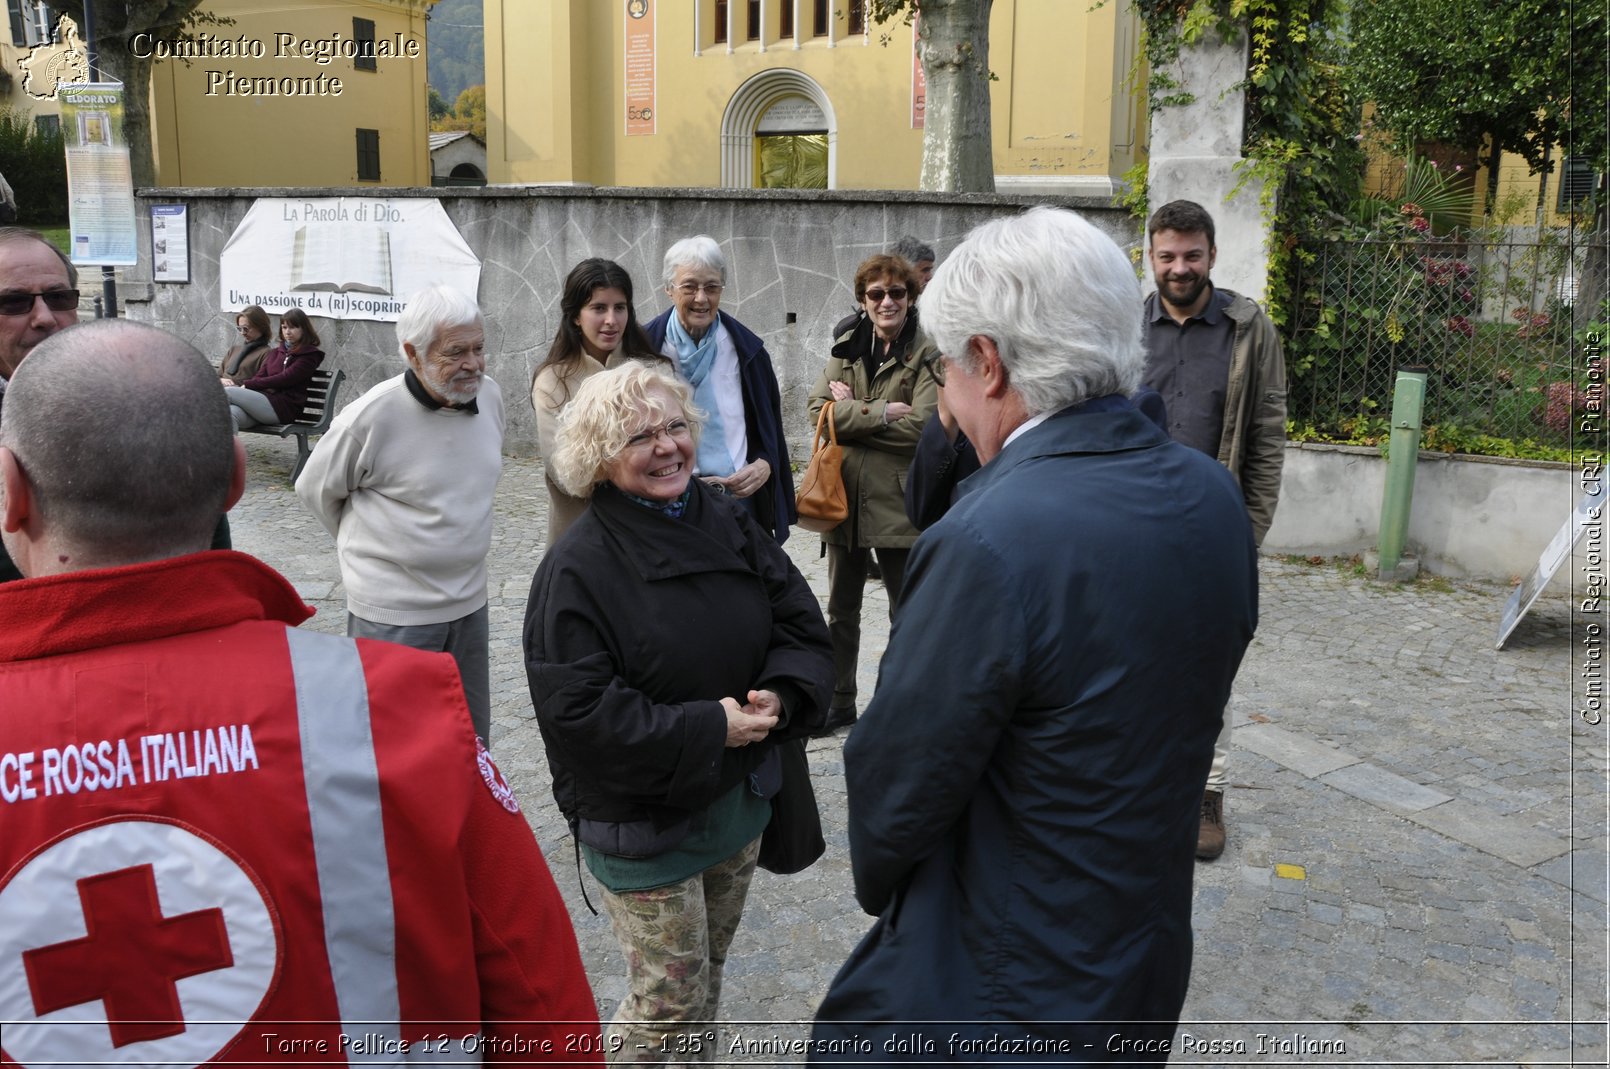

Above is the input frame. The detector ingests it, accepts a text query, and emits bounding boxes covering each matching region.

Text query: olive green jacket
[806,314,940,549]
[1218,292,1288,545]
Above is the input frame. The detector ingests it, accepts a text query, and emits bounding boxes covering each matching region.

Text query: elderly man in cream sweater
[297,285,504,742]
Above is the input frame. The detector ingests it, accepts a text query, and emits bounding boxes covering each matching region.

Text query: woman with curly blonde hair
[524,363,833,1063]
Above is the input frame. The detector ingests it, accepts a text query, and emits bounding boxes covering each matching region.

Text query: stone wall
[1264,443,1580,581]
[129,186,1136,457]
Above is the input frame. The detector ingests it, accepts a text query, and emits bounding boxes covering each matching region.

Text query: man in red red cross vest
[0,320,600,1065]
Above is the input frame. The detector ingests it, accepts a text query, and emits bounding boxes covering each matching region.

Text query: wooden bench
[240,368,345,482]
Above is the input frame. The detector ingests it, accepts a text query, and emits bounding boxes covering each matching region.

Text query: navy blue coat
[812,398,1258,1061]
[644,309,796,543]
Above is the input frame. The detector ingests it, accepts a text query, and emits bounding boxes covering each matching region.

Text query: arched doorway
[720,69,837,189]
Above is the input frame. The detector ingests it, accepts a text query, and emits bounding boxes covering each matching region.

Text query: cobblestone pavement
[233,439,1608,1066]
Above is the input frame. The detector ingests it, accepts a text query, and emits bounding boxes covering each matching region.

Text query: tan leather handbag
[795,401,848,533]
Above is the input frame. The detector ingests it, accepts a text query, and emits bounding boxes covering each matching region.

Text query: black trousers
[824,543,910,708]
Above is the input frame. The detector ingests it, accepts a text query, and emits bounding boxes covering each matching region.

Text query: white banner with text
[218,197,480,322]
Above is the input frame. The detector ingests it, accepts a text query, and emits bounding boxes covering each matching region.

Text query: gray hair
[396,285,483,361]
[550,363,703,498]
[892,235,935,265]
[920,206,1144,416]
[0,320,232,564]
[661,235,727,288]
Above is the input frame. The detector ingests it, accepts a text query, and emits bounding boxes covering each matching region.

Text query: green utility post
[1376,368,1427,579]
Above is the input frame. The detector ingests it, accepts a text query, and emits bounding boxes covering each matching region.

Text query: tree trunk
[94,37,157,188]
[1533,142,1551,229]
[916,0,994,193]
[1482,134,1503,219]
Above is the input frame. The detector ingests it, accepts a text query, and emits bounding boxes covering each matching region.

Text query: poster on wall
[150,204,190,283]
[911,14,925,129]
[217,198,480,323]
[625,0,656,136]
[57,82,138,266]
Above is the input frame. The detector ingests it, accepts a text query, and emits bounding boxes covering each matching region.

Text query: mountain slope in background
[427,0,483,105]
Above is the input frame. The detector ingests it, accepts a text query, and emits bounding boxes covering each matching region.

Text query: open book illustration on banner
[291,223,393,294]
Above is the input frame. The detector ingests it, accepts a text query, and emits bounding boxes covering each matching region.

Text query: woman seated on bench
[225,308,325,430]
[218,304,273,385]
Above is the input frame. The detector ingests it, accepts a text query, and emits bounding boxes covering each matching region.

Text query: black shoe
[812,704,858,738]
[866,558,884,583]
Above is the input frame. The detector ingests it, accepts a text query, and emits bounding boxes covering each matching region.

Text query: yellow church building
[483,0,1147,195]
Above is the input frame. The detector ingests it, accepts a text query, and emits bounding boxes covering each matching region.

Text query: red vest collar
[0,551,315,662]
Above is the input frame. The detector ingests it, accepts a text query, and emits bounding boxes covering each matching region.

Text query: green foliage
[1135,0,1595,464]
[1347,0,1604,199]
[1286,416,1576,463]
[0,110,66,223]
[1347,153,1476,233]
[1132,1,1228,112]
[434,85,486,141]
[427,86,451,123]
[425,0,485,105]
[1114,159,1149,224]
[1286,216,1587,461]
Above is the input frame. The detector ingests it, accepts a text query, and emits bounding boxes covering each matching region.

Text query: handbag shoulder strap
[813,400,838,452]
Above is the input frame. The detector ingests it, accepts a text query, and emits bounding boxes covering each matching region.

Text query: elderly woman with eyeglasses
[806,254,940,736]
[524,362,832,1063]
[642,235,795,543]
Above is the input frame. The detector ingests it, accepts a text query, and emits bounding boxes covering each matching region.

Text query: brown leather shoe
[1197,789,1226,860]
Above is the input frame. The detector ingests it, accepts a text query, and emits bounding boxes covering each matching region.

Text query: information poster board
[58,82,138,266]
[150,204,190,283]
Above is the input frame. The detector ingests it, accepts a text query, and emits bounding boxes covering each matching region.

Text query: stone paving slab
[1238,722,1363,777]
[1318,761,1454,813]
[1412,799,1575,868]
[227,438,1609,1066]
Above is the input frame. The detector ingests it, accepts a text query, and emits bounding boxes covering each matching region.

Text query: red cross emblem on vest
[24,863,235,1046]
[0,817,280,1067]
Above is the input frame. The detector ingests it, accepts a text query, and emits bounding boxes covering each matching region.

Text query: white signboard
[1496,480,1605,648]
[218,198,480,322]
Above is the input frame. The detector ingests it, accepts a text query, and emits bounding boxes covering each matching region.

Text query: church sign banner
[625,0,656,136]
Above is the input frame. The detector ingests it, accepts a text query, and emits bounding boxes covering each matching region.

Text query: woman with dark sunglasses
[224,307,324,430]
[804,254,940,737]
[218,305,273,385]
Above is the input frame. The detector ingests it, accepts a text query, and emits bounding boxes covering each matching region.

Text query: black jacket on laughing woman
[523,362,833,1061]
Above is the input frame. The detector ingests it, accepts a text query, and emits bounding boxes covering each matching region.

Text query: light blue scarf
[665,312,734,477]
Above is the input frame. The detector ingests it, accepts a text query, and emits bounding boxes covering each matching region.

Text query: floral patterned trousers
[599,837,762,1066]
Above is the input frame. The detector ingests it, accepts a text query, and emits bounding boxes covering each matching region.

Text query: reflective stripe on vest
[286,627,405,1063]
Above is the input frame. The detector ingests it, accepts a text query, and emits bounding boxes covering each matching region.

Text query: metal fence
[1286,228,1606,449]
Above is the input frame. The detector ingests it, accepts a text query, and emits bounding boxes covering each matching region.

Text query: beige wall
[148,0,433,187]
[485,0,1143,192]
